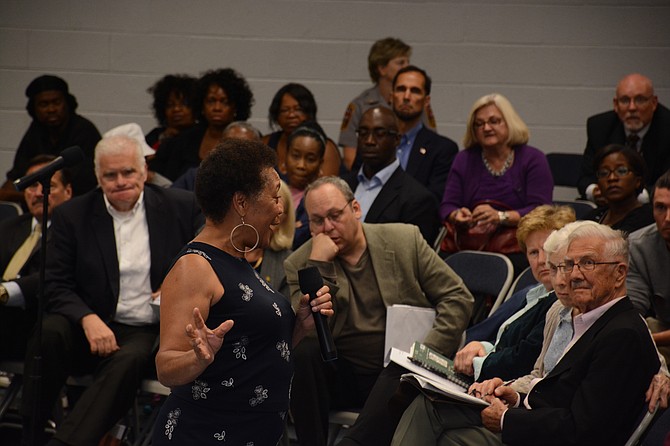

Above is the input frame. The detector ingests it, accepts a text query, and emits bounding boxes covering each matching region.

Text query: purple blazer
[439,144,553,220]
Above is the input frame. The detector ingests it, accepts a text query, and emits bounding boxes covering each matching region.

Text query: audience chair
[640,406,669,446]
[0,360,24,424]
[0,201,22,221]
[489,266,538,316]
[546,153,582,188]
[444,251,513,326]
[327,410,359,446]
[553,199,597,220]
[625,405,662,446]
[546,153,583,201]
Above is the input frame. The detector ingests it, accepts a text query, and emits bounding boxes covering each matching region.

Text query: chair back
[625,405,661,446]
[546,153,583,188]
[490,266,539,316]
[445,250,513,325]
[0,202,22,222]
[553,199,597,220]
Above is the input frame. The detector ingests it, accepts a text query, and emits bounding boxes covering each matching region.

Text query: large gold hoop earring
[230,217,259,253]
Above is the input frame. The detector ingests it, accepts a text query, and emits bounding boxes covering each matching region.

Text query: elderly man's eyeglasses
[557,259,619,274]
[616,95,652,107]
[309,200,353,227]
[595,166,633,179]
[356,128,398,140]
[473,117,504,129]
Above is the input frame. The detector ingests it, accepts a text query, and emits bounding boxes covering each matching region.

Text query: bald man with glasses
[284,176,473,446]
[578,73,670,203]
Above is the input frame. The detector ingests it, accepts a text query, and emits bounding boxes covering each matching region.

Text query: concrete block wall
[1,0,669,183]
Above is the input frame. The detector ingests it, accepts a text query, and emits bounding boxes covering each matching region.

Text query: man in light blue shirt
[345,106,439,242]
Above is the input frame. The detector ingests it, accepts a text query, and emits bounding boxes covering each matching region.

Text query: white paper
[384,305,436,366]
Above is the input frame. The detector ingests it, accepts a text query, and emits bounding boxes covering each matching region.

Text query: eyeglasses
[548,263,563,276]
[278,106,305,116]
[616,95,653,107]
[557,259,619,274]
[308,199,353,227]
[473,117,504,129]
[356,128,398,140]
[595,166,633,179]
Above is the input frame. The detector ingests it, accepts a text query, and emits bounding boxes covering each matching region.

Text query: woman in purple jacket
[440,93,553,272]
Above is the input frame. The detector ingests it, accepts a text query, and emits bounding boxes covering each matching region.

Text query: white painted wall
[1,0,669,182]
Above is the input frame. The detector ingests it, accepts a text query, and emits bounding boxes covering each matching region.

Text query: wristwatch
[498,211,509,226]
[0,284,8,305]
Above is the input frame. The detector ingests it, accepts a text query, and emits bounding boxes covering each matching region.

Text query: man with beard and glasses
[390,66,458,201]
[578,73,670,203]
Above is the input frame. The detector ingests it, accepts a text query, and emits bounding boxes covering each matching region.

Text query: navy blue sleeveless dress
[152,242,295,445]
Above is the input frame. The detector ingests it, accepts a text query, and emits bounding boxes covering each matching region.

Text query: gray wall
[1,0,669,183]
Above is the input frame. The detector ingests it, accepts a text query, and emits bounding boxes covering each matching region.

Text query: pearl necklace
[482,150,514,177]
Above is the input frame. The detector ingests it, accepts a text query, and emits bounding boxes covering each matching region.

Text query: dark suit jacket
[478,291,557,381]
[345,166,440,243]
[45,184,203,324]
[0,213,44,309]
[578,103,670,197]
[405,127,458,201]
[503,297,660,446]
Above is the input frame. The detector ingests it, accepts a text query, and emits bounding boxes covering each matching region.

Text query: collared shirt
[4,217,49,308]
[520,295,625,410]
[625,124,650,152]
[397,122,423,169]
[104,191,155,326]
[354,159,399,220]
[473,284,551,379]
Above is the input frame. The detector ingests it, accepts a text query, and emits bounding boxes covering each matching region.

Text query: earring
[230,217,259,253]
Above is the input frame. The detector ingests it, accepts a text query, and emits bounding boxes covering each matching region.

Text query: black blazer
[45,184,203,324]
[0,213,44,309]
[578,103,670,197]
[345,166,440,243]
[405,127,458,201]
[502,298,660,446]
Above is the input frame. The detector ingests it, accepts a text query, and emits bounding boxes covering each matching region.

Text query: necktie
[3,225,41,281]
[626,133,640,152]
[543,310,573,374]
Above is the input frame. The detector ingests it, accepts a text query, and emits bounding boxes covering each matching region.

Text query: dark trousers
[290,337,380,446]
[21,314,158,446]
[0,306,36,360]
[338,363,416,446]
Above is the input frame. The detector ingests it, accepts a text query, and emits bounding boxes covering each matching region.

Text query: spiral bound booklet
[390,347,488,407]
[408,341,474,390]
[391,348,489,406]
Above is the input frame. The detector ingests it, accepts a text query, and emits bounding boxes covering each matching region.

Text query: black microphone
[13,146,84,191]
[298,266,337,362]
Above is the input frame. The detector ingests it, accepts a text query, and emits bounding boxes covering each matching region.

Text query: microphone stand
[26,176,51,446]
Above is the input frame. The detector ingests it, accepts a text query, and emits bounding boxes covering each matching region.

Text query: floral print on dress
[276,340,290,362]
[192,380,210,400]
[249,385,269,407]
[239,283,253,301]
[213,430,226,441]
[221,377,234,388]
[272,302,281,317]
[164,408,181,440]
[254,269,274,293]
[185,248,212,261]
[233,336,249,360]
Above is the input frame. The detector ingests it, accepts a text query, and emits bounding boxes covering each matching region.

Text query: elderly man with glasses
[284,176,474,446]
[392,222,661,446]
[578,73,670,203]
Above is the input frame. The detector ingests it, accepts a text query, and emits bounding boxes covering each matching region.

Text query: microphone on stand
[14,146,83,191]
[298,266,337,361]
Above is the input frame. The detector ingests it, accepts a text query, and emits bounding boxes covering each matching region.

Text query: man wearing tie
[578,73,670,202]
[0,155,72,360]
